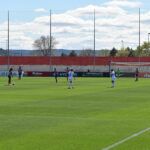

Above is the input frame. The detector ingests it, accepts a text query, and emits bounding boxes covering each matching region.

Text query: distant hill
[9,50,33,56]
[0,49,110,56]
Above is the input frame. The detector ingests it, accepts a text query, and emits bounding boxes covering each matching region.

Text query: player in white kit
[110,69,116,88]
[68,69,74,89]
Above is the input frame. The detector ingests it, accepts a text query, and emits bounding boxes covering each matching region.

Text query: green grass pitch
[0,77,149,150]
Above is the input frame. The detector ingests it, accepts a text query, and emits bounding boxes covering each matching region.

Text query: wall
[0,56,150,73]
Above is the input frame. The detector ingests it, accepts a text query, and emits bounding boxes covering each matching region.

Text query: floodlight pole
[7,10,10,71]
[148,33,150,51]
[139,8,141,52]
[49,9,52,72]
[138,8,141,69]
[121,40,124,50]
[93,9,96,71]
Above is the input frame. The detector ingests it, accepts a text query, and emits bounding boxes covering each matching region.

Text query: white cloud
[0,0,149,50]
[34,8,48,13]
[104,0,142,8]
[66,4,127,17]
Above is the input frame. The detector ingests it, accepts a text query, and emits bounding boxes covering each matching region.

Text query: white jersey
[68,71,74,80]
[111,71,116,81]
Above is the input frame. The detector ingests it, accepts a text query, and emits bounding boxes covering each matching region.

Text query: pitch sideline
[102,127,150,150]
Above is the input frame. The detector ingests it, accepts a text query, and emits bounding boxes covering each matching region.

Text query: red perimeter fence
[0,56,150,65]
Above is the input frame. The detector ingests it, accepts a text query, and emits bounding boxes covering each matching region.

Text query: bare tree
[33,35,58,56]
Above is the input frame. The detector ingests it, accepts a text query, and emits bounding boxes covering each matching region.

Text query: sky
[0,0,150,50]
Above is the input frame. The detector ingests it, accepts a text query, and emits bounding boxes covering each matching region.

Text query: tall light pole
[121,40,124,50]
[93,9,96,71]
[7,10,10,71]
[148,33,150,44]
[49,10,52,72]
[138,8,141,69]
[139,8,141,52]
[148,33,150,50]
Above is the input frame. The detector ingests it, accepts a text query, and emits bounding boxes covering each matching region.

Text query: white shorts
[68,78,73,83]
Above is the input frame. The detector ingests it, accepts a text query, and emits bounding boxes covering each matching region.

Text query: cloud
[0,0,149,50]
[34,8,48,13]
[104,0,142,8]
[66,4,127,17]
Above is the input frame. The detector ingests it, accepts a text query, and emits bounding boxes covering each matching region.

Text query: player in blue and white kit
[18,66,23,80]
[68,69,74,89]
[110,69,116,88]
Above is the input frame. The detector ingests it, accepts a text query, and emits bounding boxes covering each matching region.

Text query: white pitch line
[102,127,150,150]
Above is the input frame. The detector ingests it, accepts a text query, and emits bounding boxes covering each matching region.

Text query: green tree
[110,47,118,57]
[136,42,150,56]
[0,48,7,56]
[126,47,135,57]
[117,47,135,57]
[117,49,128,57]
[69,50,77,57]
[61,52,67,57]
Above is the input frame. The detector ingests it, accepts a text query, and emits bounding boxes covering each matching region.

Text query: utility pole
[7,10,10,71]
[138,8,141,69]
[121,40,124,50]
[139,8,141,53]
[148,33,150,51]
[93,9,96,71]
[49,10,52,72]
